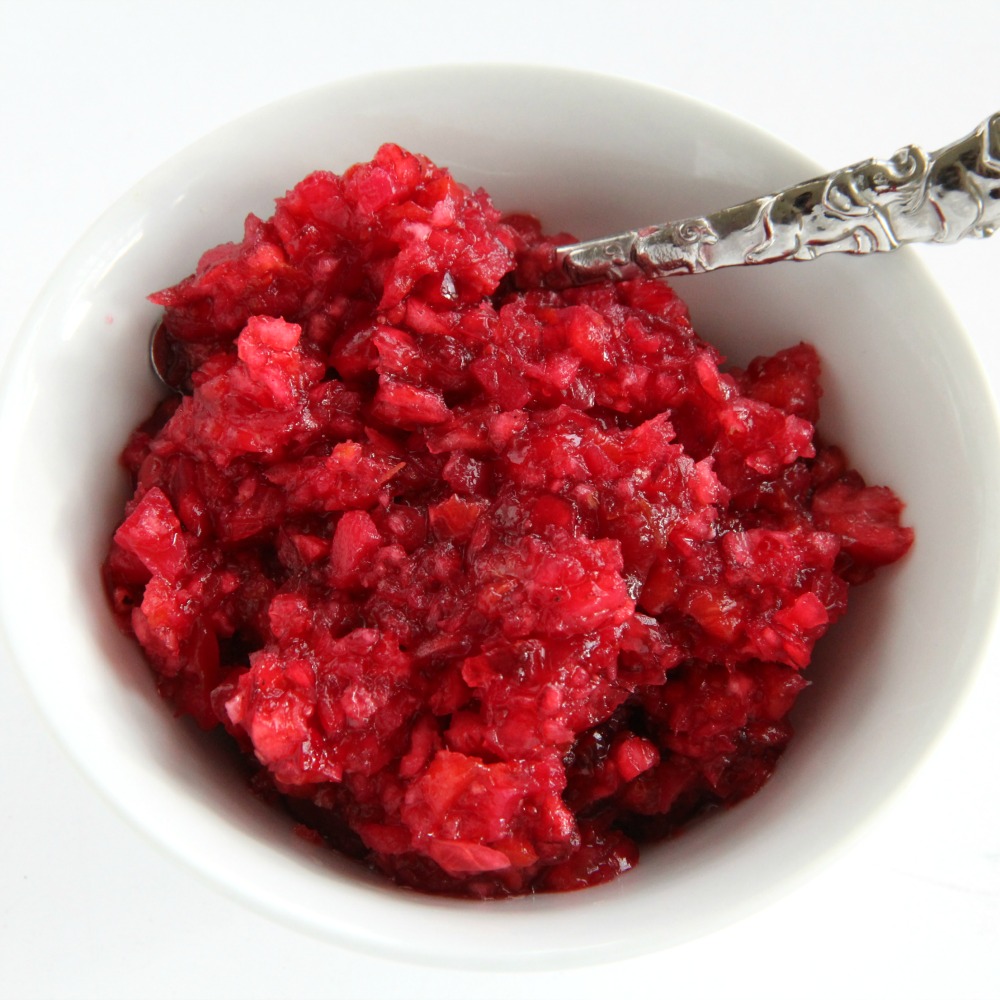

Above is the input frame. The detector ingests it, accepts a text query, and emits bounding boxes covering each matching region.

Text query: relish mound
[104,143,913,897]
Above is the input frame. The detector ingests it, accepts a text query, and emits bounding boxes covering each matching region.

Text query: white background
[1,2,997,997]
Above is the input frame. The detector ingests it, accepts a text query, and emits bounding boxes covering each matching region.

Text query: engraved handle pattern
[556,113,1000,282]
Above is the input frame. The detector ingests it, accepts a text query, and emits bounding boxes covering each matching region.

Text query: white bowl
[2,66,998,969]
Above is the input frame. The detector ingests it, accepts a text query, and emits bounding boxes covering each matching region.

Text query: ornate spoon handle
[555,113,1000,283]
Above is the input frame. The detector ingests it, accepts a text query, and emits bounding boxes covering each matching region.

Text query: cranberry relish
[104,144,913,897]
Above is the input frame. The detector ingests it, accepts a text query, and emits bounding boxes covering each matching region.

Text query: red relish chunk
[104,144,913,897]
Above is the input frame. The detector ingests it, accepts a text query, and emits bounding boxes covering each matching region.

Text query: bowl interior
[2,66,998,969]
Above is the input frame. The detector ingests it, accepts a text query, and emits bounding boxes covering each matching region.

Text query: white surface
[1,1,997,997]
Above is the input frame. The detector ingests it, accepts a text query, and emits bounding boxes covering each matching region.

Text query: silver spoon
[555,112,999,283]
[150,113,999,391]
